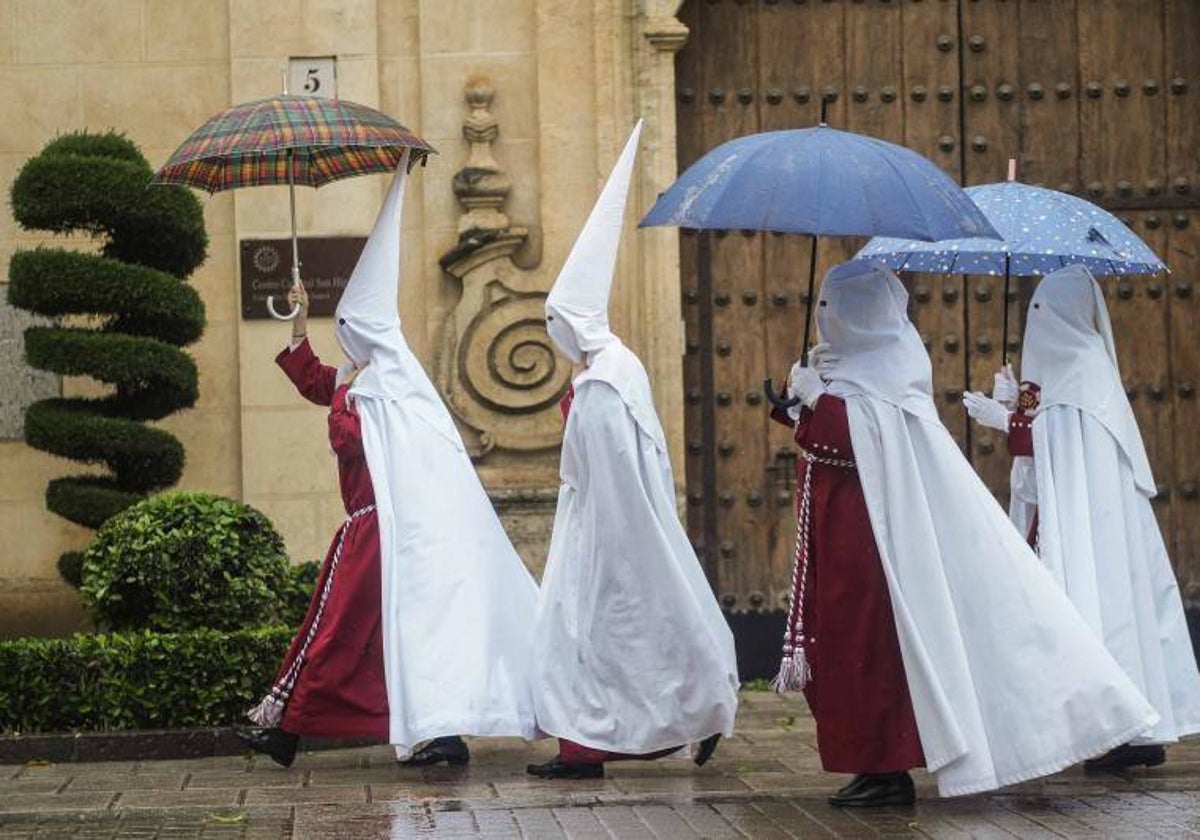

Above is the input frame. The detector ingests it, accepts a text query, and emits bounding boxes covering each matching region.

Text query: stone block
[80,64,230,151]
[378,2,419,58]
[14,0,141,65]
[475,0,536,54]
[0,298,58,441]
[418,0,476,55]
[0,67,82,154]
[144,0,230,63]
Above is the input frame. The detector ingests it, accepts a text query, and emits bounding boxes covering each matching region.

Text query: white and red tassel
[773,452,816,694]
[770,641,811,693]
[247,694,285,727]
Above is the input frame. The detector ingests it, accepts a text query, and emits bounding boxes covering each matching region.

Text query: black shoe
[400,735,470,767]
[526,758,605,779]
[1084,743,1166,774]
[233,726,299,768]
[832,773,874,798]
[828,772,915,808]
[695,734,721,767]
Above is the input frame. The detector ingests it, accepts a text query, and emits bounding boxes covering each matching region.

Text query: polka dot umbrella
[856,175,1166,362]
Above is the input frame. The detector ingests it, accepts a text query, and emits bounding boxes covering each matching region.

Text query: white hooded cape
[1011,264,1200,744]
[336,155,539,755]
[531,122,740,751]
[821,260,1157,796]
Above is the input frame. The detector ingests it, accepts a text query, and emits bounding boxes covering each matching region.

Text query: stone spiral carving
[459,292,567,415]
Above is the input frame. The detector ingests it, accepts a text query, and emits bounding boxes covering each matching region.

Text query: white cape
[1026,407,1200,744]
[849,400,1158,795]
[1013,264,1200,744]
[358,395,540,754]
[334,158,539,755]
[819,261,1156,797]
[531,343,740,752]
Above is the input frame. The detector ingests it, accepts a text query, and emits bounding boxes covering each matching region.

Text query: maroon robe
[1007,382,1040,547]
[771,394,924,774]
[259,340,389,739]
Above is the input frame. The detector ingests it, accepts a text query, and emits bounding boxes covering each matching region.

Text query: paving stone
[3,696,1200,837]
[242,785,367,806]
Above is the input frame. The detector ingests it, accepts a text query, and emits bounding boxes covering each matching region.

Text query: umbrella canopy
[639,126,999,242]
[856,181,1166,277]
[154,94,434,320]
[153,94,435,193]
[640,121,998,399]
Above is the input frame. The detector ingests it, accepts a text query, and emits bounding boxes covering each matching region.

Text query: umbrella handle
[763,378,801,409]
[267,262,304,320]
[265,295,302,321]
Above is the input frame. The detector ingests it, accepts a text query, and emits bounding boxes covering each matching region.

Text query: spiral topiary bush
[81,492,292,633]
[6,132,208,577]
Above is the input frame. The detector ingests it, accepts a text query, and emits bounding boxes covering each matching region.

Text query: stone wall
[0,0,688,636]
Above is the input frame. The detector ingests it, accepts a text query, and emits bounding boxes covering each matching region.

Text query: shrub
[7,132,207,577]
[280,560,321,626]
[81,492,292,633]
[0,627,292,734]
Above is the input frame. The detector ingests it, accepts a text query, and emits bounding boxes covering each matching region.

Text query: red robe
[258,340,389,739]
[1007,382,1040,547]
[772,395,924,774]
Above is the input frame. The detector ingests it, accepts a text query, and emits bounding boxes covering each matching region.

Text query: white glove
[808,342,839,377]
[992,364,1018,408]
[963,391,1011,432]
[788,360,826,409]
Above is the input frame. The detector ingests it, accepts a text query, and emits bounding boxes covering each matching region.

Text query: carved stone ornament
[437,78,571,457]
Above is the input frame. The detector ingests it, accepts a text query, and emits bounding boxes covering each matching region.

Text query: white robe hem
[935,711,1158,798]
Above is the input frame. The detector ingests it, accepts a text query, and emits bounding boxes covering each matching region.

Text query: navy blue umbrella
[640,109,999,404]
[857,179,1167,362]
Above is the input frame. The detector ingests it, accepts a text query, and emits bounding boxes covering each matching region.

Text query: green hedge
[0,628,292,734]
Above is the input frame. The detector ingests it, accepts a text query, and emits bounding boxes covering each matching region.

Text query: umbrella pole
[800,235,819,365]
[267,149,303,320]
[1001,251,1011,366]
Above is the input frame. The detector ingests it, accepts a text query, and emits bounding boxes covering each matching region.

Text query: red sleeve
[327,385,363,457]
[795,394,854,459]
[559,385,575,423]
[1007,382,1040,458]
[276,339,338,407]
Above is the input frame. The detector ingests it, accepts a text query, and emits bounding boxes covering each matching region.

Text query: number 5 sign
[288,57,337,99]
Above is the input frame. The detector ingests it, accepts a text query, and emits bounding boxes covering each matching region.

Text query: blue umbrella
[640,108,999,404]
[856,179,1167,362]
[640,126,998,241]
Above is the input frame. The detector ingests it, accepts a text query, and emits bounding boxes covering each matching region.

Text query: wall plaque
[239,237,366,320]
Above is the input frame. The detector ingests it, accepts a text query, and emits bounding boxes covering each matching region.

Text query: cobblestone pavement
[3,693,1200,838]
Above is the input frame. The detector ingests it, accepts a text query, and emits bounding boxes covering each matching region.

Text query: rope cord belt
[771,447,855,693]
[248,503,377,727]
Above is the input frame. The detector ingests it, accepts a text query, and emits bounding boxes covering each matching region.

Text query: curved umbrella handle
[763,378,800,409]
[265,295,302,321]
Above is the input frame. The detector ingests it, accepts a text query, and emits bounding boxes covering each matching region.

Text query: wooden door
[675,0,1200,652]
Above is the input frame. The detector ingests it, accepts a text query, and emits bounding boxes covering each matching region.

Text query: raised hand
[963,391,1011,432]
[788,360,827,409]
[992,364,1018,408]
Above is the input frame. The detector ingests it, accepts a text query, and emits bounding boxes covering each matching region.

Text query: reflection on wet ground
[4,693,1200,838]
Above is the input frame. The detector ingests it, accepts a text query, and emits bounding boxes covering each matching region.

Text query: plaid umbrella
[154,94,435,319]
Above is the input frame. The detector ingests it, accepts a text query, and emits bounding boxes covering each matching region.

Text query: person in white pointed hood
[527,122,739,780]
[773,259,1158,805]
[238,151,540,768]
[965,263,1200,773]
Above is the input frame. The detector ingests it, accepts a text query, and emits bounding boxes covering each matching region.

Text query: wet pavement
[3,692,1200,838]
